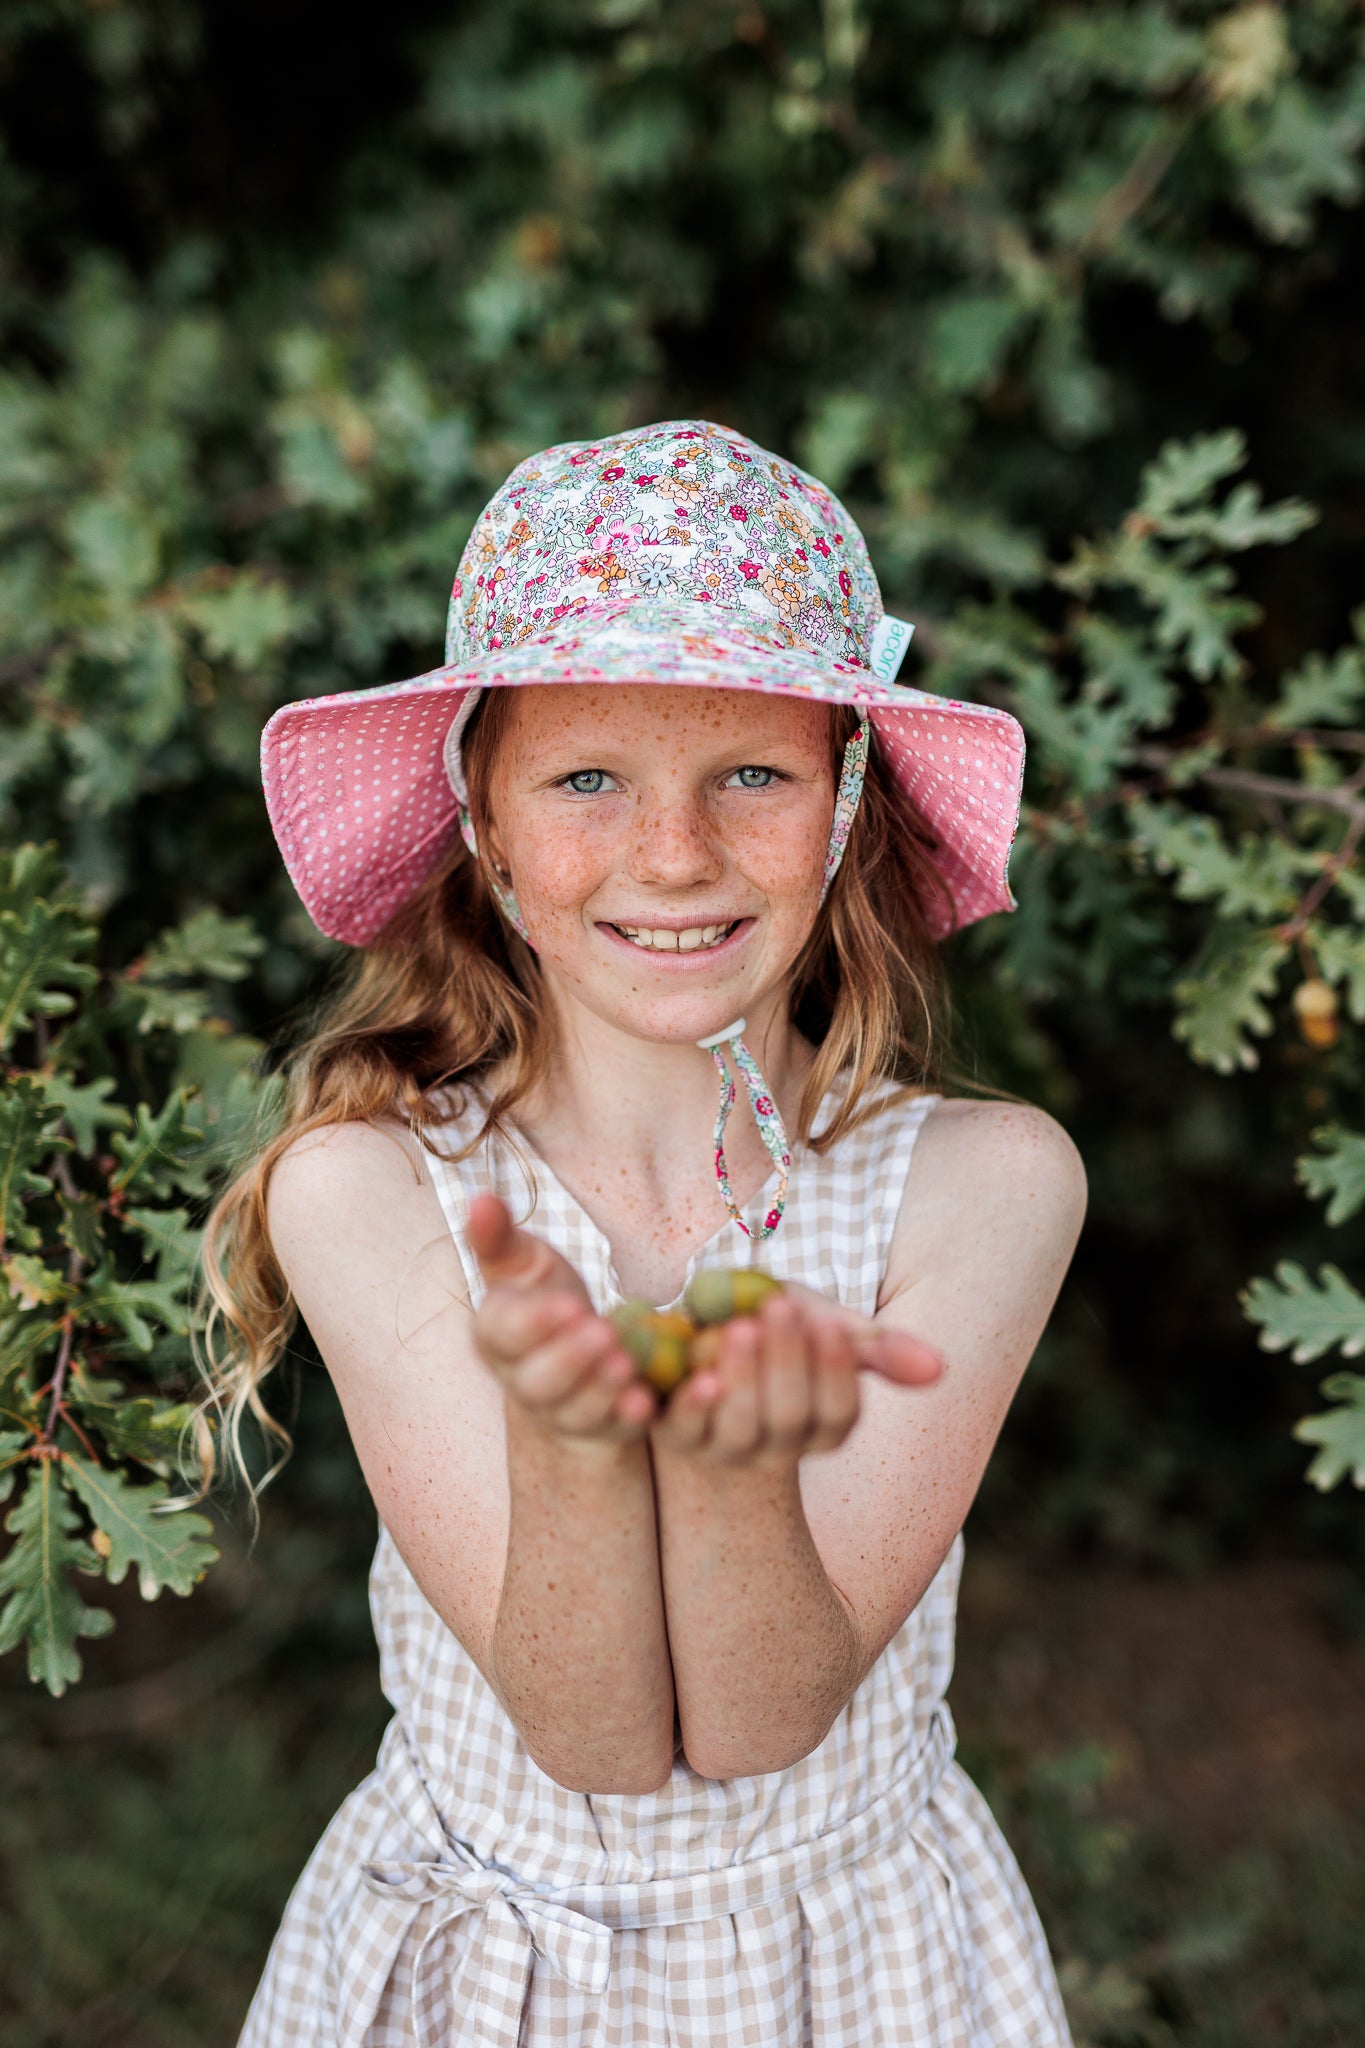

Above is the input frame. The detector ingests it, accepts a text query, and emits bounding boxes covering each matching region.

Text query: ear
[481,807,512,881]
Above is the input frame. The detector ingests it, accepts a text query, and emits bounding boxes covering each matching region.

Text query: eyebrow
[524,728,821,763]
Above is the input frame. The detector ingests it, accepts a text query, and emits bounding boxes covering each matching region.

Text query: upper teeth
[617,923,732,952]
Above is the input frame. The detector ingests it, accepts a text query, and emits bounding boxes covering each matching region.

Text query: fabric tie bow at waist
[330,1705,963,2048]
[355,1856,612,2048]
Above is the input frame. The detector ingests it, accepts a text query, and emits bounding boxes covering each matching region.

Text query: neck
[517,982,812,1197]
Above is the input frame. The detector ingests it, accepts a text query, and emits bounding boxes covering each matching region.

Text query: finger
[513,1310,626,1414]
[536,1329,645,1435]
[613,1380,659,1430]
[533,1322,660,1433]
[756,1293,814,1447]
[807,1314,861,1452]
[652,1370,718,1454]
[778,1283,940,1381]
[710,1320,763,1461]
[465,1193,558,1289]
[862,1327,946,1387]
[464,1192,517,1270]
[477,1284,584,1370]
[798,1296,944,1386]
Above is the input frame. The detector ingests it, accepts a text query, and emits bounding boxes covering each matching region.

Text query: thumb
[465,1192,540,1284]
[465,1191,582,1298]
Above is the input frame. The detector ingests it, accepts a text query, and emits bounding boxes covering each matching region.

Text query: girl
[210,419,1087,2047]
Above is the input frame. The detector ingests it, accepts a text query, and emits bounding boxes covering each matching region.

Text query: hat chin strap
[693,716,869,1242]
[456,716,872,1241]
[456,801,532,943]
[695,1019,791,1240]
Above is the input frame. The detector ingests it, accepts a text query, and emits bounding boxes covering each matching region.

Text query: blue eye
[726,766,776,789]
[563,770,616,794]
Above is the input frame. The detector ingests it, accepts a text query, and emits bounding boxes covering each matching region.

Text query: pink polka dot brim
[262,606,1024,947]
[260,420,1026,948]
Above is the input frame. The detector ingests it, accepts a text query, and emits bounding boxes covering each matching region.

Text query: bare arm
[467,1196,675,1792]
[266,1131,675,1794]
[650,1100,1088,1779]
[493,1411,673,1792]
[652,1404,863,1779]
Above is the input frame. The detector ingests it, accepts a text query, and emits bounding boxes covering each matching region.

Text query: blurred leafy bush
[0,847,268,1690]
[963,1731,1365,2048]
[2,0,1365,1689]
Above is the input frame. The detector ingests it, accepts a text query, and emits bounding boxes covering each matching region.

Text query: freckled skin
[477,684,838,1300]
[483,683,833,1049]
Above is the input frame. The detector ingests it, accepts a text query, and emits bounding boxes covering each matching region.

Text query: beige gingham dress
[238,1079,1074,2048]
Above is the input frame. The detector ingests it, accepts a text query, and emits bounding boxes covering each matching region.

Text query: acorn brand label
[869,613,916,682]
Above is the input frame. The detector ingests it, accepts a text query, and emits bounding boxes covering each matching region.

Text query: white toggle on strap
[696,1017,747,1050]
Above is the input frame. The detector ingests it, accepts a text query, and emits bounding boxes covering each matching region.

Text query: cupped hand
[650,1287,944,1470]
[466,1192,658,1443]
[778,1279,946,1389]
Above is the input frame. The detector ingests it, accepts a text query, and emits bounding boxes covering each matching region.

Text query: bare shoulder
[266,1116,434,1235]
[261,1110,481,1436]
[264,1116,462,1324]
[916,1092,1087,1192]
[884,1093,1088,1298]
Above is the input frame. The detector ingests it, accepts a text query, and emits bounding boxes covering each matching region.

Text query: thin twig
[35,1017,92,1443]
[1075,114,1198,258]
[1040,733,1365,941]
[1276,810,1365,944]
[1124,743,1365,826]
[41,1315,78,1444]
[1214,725,1365,755]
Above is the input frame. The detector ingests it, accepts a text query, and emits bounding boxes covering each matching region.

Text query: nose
[625,788,725,891]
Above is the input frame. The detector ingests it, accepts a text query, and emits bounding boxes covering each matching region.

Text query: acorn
[608,1305,698,1394]
[608,1270,785,1398]
[684,1269,784,1326]
[1292,976,1338,1050]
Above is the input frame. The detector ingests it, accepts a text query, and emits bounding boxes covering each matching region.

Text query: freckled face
[481,685,836,1043]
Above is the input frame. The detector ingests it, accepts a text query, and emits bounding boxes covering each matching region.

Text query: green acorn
[608,1304,697,1394]
[684,1268,783,1326]
[608,1270,785,1398]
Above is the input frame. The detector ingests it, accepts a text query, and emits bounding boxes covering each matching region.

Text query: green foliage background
[1,0,1364,2040]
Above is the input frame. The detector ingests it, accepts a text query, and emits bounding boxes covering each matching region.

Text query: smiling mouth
[611,920,741,954]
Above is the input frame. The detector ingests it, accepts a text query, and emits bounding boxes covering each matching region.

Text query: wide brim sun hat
[262,418,1026,953]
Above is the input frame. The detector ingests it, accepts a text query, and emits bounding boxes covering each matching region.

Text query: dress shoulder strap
[411,1085,511,1306]
[860,1081,943,1209]
[862,1083,943,1307]
[780,1082,941,1319]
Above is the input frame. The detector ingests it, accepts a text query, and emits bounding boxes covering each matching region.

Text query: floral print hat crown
[261,418,1027,1239]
